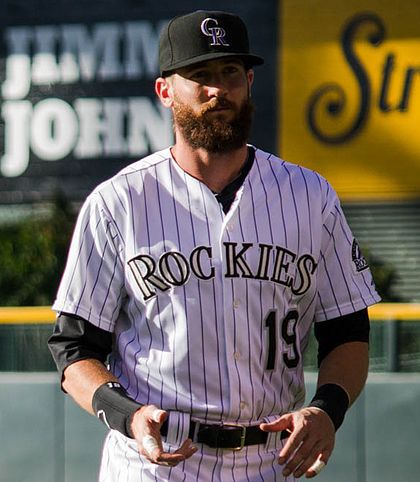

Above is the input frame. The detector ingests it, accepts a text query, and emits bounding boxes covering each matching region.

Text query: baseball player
[48,10,380,481]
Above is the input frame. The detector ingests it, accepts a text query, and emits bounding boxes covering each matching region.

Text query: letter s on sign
[306,13,386,144]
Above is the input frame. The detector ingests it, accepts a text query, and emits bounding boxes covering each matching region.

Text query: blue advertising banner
[0,0,277,203]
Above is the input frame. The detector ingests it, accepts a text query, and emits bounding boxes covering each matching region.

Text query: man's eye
[224,67,238,74]
[191,71,208,80]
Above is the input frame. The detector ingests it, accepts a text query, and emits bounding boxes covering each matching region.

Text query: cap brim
[160,52,264,76]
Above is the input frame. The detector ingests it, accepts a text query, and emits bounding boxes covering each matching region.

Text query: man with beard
[48,10,380,481]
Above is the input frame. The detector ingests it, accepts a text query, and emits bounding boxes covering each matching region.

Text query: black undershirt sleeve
[314,308,370,367]
[48,313,113,379]
[48,308,369,380]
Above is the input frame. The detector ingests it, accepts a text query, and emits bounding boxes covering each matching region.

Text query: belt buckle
[222,423,247,451]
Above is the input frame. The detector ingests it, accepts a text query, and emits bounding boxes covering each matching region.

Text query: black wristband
[308,383,350,431]
[92,382,142,438]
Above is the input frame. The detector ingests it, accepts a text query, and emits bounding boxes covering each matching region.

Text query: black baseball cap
[159,10,264,76]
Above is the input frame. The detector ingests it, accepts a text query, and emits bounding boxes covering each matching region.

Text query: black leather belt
[161,419,289,450]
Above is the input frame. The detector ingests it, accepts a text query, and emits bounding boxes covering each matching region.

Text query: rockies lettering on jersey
[128,243,317,301]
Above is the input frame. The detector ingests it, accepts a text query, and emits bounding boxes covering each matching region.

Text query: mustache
[200,97,235,114]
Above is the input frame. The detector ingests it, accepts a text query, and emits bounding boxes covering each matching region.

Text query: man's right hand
[131,405,197,467]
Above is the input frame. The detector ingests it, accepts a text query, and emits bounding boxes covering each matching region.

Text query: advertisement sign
[0,0,277,203]
[279,0,420,200]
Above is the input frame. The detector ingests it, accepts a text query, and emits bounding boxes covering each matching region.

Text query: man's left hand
[259,407,335,478]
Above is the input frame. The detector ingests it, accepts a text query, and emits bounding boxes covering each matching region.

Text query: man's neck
[171,141,249,193]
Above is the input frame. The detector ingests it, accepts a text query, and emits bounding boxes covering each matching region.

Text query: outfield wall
[0,372,418,482]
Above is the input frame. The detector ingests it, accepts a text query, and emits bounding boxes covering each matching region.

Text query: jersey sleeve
[314,187,381,322]
[52,191,125,332]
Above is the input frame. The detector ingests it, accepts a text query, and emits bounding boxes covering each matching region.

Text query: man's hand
[131,405,197,467]
[260,407,335,478]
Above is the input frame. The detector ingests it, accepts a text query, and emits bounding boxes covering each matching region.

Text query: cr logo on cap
[201,18,230,46]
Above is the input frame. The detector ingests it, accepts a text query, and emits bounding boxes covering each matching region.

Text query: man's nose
[205,74,228,96]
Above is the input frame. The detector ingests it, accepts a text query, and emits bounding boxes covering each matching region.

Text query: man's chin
[205,109,235,122]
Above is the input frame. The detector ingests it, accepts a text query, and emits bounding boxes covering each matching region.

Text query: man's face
[167,58,254,152]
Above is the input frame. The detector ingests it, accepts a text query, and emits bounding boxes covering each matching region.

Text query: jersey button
[233,300,240,309]
[234,351,241,360]
[240,401,247,410]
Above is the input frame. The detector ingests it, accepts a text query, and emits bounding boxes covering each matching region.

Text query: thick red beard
[172,97,254,153]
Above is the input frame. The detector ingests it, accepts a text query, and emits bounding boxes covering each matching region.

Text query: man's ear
[247,69,254,96]
[155,77,173,108]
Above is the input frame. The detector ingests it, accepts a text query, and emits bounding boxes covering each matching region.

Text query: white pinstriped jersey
[54,146,379,420]
[53,146,379,479]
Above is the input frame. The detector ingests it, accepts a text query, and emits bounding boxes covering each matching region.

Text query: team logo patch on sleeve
[352,239,369,272]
